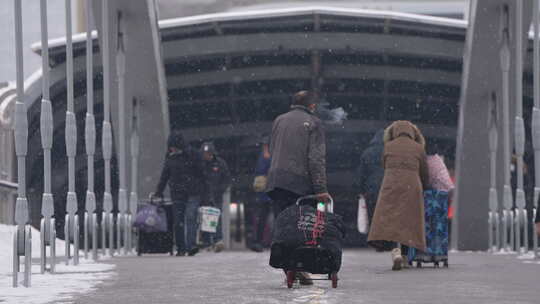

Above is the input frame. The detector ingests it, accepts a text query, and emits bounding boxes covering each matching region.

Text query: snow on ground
[0,224,116,304]
[517,252,536,259]
[0,224,67,273]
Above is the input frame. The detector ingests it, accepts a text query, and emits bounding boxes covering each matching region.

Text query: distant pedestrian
[200,142,231,253]
[250,135,274,252]
[153,131,205,257]
[354,130,385,227]
[266,90,331,285]
[368,120,429,271]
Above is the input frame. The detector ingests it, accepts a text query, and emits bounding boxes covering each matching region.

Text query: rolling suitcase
[136,199,175,256]
[408,189,449,268]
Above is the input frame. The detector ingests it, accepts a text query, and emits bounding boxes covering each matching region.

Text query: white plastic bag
[199,206,221,233]
[357,196,369,234]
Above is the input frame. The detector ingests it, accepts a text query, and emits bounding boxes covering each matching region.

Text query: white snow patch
[0,224,116,304]
[492,249,517,255]
[517,252,536,260]
[0,260,115,304]
[522,260,540,264]
[0,224,69,274]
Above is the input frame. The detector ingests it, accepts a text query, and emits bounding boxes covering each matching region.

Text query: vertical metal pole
[129,98,139,254]
[13,0,31,287]
[40,0,55,273]
[532,0,540,259]
[222,187,231,249]
[65,0,79,265]
[102,0,114,257]
[116,11,128,255]
[500,5,514,252]
[514,0,527,253]
[85,0,98,261]
[489,93,500,252]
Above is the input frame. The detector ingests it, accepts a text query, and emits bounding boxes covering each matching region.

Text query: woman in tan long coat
[367,120,429,271]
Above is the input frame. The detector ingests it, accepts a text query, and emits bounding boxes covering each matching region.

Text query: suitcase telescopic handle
[295,195,334,213]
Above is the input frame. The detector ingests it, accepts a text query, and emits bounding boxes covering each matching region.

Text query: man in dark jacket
[154,131,205,256]
[354,129,385,226]
[200,142,231,252]
[266,90,331,285]
[266,91,330,209]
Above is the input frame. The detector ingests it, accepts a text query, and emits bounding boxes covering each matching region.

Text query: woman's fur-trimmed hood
[383,120,425,147]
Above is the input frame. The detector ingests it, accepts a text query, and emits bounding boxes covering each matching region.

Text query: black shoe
[176,251,186,257]
[187,247,199,256]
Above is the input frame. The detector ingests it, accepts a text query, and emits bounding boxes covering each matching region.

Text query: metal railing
[10,0,141,288]
[487,1,540,258]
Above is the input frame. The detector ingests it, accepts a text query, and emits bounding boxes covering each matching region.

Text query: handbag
[134,202,168,233]
[357,196,369,234]
[253,175,268,192]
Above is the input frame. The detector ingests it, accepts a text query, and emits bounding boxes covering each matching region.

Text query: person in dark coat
[266,91,331,209]
[354,129,385,226]
[250,135,274,252]
[200,142,231,252]
[368,120,429,271]
[154,131,205,257]
[266,90,331,285]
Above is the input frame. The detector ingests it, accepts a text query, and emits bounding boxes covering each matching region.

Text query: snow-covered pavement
[1,222,539,304]
[67,249,540,304]
[0,224,116,304]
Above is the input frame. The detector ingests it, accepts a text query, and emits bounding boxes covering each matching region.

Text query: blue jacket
[255,151,271,202]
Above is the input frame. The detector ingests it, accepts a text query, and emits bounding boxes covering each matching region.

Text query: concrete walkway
[65,249,540,304]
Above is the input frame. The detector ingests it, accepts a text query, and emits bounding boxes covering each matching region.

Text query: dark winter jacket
[155,147,206,201]
[202,155,231,204]
[353,129,385,200]
[266,105,327,196]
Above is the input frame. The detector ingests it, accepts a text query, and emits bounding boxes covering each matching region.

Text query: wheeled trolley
[270,195,344,289]
[136,199,175,256]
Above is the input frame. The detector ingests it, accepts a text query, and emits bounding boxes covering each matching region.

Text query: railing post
[500,5,514,252]
[514,0,527,254]
[488,92,500,252]
[64,0,79,266]
[128,98,139,254]
[222,187,231,249]
[12,0,32,288]
[39,0,56,273]
[116,11,128,255]
[532,0,540,259]
[84,0,98,261]
[101,0,114,257]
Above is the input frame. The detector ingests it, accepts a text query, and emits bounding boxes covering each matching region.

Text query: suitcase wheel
[330,272,338,288]
[286,271,295,289]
